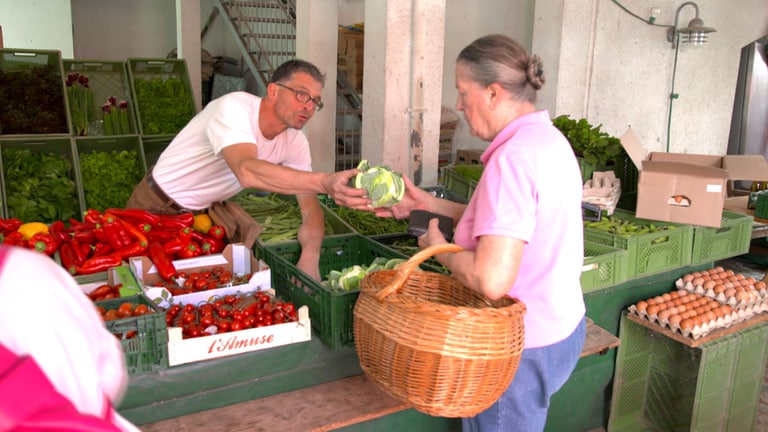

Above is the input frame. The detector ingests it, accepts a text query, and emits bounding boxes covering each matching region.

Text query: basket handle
[375,243,464,302]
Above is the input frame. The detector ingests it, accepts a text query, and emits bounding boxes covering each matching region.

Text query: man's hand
[296,254,321,282]
[323,169,371,210]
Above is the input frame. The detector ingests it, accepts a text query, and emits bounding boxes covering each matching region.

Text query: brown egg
[713,266,725,273]
[725,269,735,276]
[636,300,648,312]
[755,281,767,290]
[661,293,672,302]
[735,273,745,280]
[681,310,695,319]
[680,319,694,330]
[713,284,726,294]
[682,274,695,283]
[745,277,756,285]
[673,298,683,306]
[647,297,658,306]
[654,296,666,304]
[647,305,660,316]
[692,277,705,287]
[724,287,737,298]
[721,305,734,316]
[713,307,724,319]
[658,309,673,321]
[676,304,688,314]
[669,314,682,326]
[704,310,716,323]
[702,280,717,290]
[735,291,750,303]
[657,302,669,311]
[693,271,702,278]
[685,293,699,303]
[694,306,708,316]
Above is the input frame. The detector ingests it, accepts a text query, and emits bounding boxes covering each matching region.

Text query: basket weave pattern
[354,244,526,417]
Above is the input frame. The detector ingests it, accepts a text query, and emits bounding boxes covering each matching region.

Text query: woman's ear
[487,83,501,109]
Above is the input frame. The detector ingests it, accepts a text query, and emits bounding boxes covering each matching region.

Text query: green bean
[235,193,336,243]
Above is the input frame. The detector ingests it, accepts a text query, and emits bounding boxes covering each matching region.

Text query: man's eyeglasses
[275,83,324,112]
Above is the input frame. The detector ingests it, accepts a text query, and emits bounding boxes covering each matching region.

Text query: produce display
[628,266,768,340]
[3,148,79,223]
[79,149,144,211]
[132,77,195,135]
[147,266,253,296]
[354,160,405,208]
[0,63,69,134]
[164,291,297,339]
[235,193,339,243]
[321,256,406,293]
[584,215,675,240]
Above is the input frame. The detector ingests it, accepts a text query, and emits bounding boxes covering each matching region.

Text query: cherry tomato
[231,320,244,332]
[183,304,196,314]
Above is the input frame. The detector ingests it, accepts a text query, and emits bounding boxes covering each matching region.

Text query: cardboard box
[165,289,311,366]
[130,243,271,308]
[620,128,768,228]
[80,265,143,298]
[455,149,484,165]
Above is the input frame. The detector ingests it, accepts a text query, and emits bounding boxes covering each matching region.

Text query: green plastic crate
[0,136,85,223]
[63,59,138,136]
[261,233,411,349]
[608,313,768,431]
[0,49,71,136]
[139,134,173,169]
[441,165,483,200]
[94,294,168,375]
[755,193,768,220]
[75,135,147,211]
[581,240,628,293]
[577,154,639,194]
[127,58,196,137]
[691,211,753,265]
[369,233,450,274]
[583,209,694,280]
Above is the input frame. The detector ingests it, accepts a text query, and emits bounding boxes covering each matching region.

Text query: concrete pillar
[296,0,339,173]
[362,0,445,186]
[176,0,202,112]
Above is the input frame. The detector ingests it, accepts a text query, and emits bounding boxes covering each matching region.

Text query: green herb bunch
[552,114,624,167]
[0,64,69,134]
[66,72,96,136]
[133,77,195,135]
[3,148,78,222]
[101,96,131,135]
[79,149,143,211]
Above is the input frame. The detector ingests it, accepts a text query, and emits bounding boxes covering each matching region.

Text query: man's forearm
[241,160,329,195]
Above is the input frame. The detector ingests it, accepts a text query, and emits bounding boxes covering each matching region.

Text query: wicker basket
[354,243,527,418]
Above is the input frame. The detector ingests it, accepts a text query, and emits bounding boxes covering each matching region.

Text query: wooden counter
[723,195,768,238]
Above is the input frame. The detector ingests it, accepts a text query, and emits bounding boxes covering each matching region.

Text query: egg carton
[675,279,768,310]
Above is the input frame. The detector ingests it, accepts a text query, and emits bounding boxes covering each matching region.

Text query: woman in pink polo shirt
[380,34,586,431]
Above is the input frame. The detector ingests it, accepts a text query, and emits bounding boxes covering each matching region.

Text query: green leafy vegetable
[133,77,195,135]
[321,256,407,292]
[0,64,69,134]
[552,114,625,167]
[79,149,143,211]
[355,160,405,208]
[3,148,78,222]
[235,192,337,243]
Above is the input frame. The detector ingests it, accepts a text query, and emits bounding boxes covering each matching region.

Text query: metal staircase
[211,0,363,171]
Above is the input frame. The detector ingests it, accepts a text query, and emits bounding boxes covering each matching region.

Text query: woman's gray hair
[457,34,544,104]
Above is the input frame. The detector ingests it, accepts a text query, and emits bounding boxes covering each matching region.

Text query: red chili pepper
[118,218,148,246]
[156,213,194,230]
[59,242,79,275]
[146,229,176,244]
[190,230,207,244]
[71,229,96,245]
[176,242,202,259]
[101,214,133,250]
[149,241,177,280]
[207,225,226,240]
[92,225,110,244]
[200,236,225,255]
[84,209,103,225]
[163,238,185,256]
[29,232,59,256]
[111,241,148,261]
[76,255,123,275]
[0,218,23,235]
[48,220,65,233]
[92,242,113,257]
[2,231,25,247]
[105,208,162,227]
[138,223,153,234]
[69,238,88,265]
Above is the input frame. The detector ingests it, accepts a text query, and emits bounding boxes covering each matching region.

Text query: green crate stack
[690,211,753,265]
[140,134,174,169]
[441,165,483,200]
[95,294,169,375]
[0,49,72,136]
[583,209,694,280]
[581,240,628,293]
[261,233,411,349]
[63,59,138,136]
[608,314,768,431]
[74,135,147,212]
[755,193,768,220]
[0,136,85,223]
[127,58,197,138]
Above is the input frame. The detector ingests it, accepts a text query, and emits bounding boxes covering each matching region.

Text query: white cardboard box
[166,289,311,366]
[129,243,271,308]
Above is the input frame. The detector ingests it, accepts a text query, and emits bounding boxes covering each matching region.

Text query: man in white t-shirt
[127,59,367,281]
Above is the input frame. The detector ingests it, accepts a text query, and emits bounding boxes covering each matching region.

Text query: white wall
[0,0,73,57]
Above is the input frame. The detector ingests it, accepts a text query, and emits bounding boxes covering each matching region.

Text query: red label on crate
[207,333,275,353]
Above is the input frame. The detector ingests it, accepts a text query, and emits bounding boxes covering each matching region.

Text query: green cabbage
[355,160,405,208]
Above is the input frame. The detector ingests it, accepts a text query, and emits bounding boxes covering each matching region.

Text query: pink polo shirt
[453,110,586,348]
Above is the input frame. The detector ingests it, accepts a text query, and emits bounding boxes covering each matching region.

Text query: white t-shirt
[0,246,140,432]
[153,91,313,210]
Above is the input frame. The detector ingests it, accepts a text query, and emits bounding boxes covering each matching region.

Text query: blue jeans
[462,315,586,432]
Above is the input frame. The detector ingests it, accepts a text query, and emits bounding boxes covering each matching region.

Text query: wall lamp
[666,1,716,48]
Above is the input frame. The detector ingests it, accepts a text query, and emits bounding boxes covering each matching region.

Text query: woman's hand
[417,218,449,249]
[372,175,431,219]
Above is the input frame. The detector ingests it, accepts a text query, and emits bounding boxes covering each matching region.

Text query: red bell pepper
[200,236,225,255]
[0,218,23,235]
[207,225,226,240]
[101,215,133,250]
[76,255,123,275]
[105,208,161,227]
[2,231,25,247]
[148,241,177,280]
[29,232,59,256]
[176,242,202,259]
[48,221,69,243]
[58,242,79,275]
